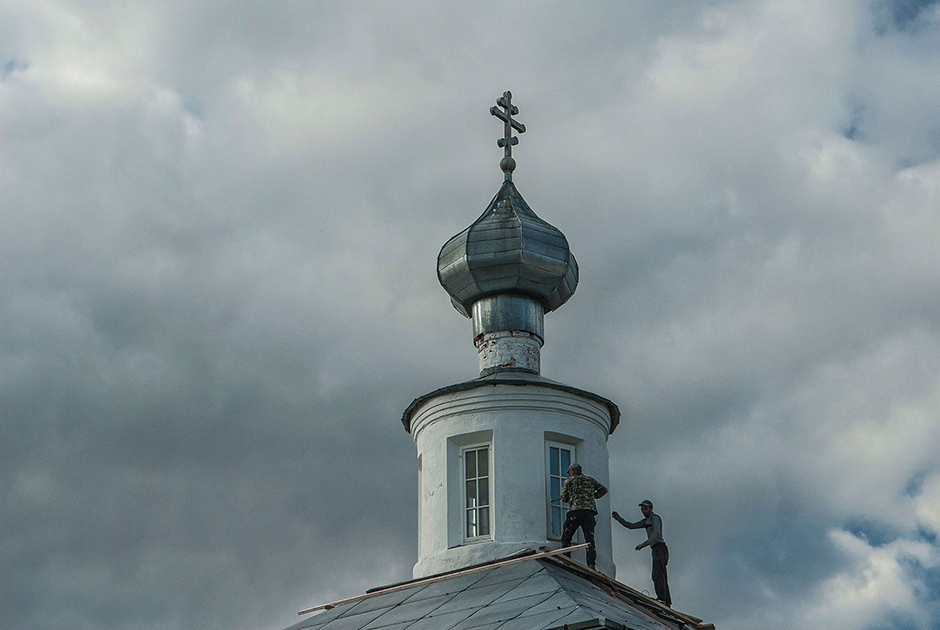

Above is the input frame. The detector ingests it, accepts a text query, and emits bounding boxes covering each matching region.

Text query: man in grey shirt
[613,500,671,606]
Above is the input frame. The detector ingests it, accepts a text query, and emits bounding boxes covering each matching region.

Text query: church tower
[402,92,621,578]
[289,92,714,630]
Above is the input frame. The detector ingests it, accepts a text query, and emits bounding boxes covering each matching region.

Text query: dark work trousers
[561,509,597,568]
[651,543,671,606]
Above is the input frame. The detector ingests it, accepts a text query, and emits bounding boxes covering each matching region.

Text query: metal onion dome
[437,178,578,318]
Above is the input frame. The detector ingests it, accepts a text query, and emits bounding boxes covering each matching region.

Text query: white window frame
[546,441,574,539]
[460,443,493,543]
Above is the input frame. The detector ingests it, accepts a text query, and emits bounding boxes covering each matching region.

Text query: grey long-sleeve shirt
[614,512,665,549]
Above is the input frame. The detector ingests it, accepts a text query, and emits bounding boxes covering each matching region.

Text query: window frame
[546,442,574,539]
[460,443,493,543]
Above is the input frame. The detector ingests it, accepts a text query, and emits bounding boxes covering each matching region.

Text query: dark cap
[568,463,582,472]
[638,500,653,507]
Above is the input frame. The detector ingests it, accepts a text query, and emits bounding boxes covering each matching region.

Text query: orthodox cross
[490,91,526,181]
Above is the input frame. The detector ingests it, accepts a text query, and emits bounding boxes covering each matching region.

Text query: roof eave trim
[400,376,621,434]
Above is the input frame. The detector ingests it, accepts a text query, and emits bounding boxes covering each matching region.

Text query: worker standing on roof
[559,463,608,570]
[613,500,671,606]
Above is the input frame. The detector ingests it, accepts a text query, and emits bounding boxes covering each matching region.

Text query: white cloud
[915,473,940,535]
[4,1,940,629]
[795,530,938,630]
[6,0,158,103]
[233,66,427,154]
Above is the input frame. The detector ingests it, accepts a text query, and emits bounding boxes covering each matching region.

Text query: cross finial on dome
[490,91,526,181]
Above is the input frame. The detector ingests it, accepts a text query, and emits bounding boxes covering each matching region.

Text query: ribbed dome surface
[438,180,578,317]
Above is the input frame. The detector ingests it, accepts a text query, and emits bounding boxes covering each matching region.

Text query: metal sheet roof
[288,554,712,630]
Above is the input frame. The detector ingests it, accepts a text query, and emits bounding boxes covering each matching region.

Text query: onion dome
[437,91,579,378]
[437,179,578,318]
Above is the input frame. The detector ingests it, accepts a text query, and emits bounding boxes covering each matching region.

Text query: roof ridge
[297,543,591,616]
[539,554,714,630]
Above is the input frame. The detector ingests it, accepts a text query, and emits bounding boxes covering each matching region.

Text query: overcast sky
[2,1,940,629]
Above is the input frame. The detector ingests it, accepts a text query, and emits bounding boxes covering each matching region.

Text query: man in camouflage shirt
[559,463,608,570]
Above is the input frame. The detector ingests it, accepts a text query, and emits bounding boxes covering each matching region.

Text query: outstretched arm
[611,511,644,529]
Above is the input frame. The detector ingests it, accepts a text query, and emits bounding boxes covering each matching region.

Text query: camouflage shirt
[560,474,608,513]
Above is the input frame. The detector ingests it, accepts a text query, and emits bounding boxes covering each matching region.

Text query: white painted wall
[410,384,616,578]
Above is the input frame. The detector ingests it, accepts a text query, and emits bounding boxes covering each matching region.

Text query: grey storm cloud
[2,1,940,630]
